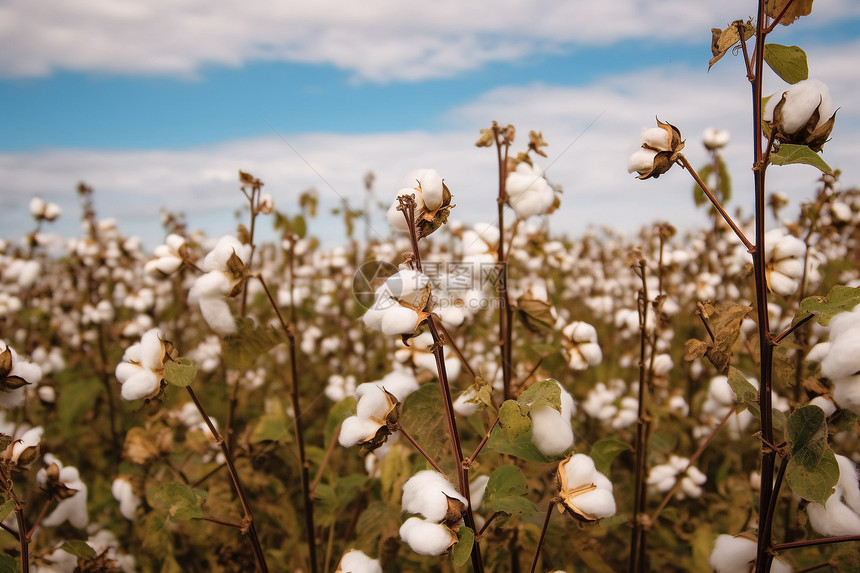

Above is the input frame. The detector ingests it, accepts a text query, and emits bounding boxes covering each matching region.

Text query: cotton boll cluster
[763,229,806,296]
[696,375,789,440]
[581,380,639,430]
[394,331,461,381]
[556,454,616,521]
[399,471,467,556]
[807,305,860,414]
[647,455,707,499]
[335,549,382,573]
[505,161,556,219]
[528,380,576,456]
[144,234,187,277]
[709,534,792,573]
[338,368,419,449]
[37,454,89,529]
[112,476,141,520]
[806,454,860,536]
[361,270,430,336]
[114,328,166,401]
[188,235,251,335]
[560,321,602,370]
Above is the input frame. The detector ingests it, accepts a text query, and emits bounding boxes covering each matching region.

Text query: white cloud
[2,39,856,250]
[1,0,858,81]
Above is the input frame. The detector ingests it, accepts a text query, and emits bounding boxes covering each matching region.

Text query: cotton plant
[398,470,468,556]
[37,454,89,529]
[807,305,860,414]
[188,234,251,335]
[0,341,42,409]
[709,534,793,573]
[647,455,708,500]
[806,454,860,536]
[385,168,453,239]
[560,321,602,370]
[144,233,188,277]
[529,380,577,456]
[111,476,141,521]
[505,160,556,219]
[763,78,836,152]
[554,454,616,522]
[114,327,167,401]
[338,368,420,451]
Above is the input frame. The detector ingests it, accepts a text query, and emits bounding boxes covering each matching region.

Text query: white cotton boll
[29,197,46,217]
[709,534,756,573]
[376,369,420,401]
[822,314,860,380]
[189,270,233,301]
[473,223,500,249]
[386,199,410,232]
[401,470,465,522]
[573,488,617,519]
[165,234,186,252]
[361,307,385,331]
[808,396,837,418]
[385,270,430,298]
[837,455,860,515]
[652,353,673,375]
[337,549,383,573]
[41,465,88,529]
[470,475,490,510]
[641,127,671,151]
[668,394,689,417]
[339,416,382,447]
[10,427,43,463]
[111,477,140,520]
[807,493,860,536]
[506,162,554,219]
[7,348,42,386]
[138,329,164,370]
[399,517,455,556]
[355,386,390,419]
[530,405,574,455]
[380,306,419,336]
[563,454,598,488]
[419,169,444,211]
[773,234,806,260]
[454,387,481,417]
[702,127,730,149]
[764,78,833,135]
[627,148,658,174]
[461,230,490,256]
[198,296,237,335]
[647,464,678,493]
[151,255,183,275]
[202,235,250,272]
[120,370,160,401]
[438,306,465,329]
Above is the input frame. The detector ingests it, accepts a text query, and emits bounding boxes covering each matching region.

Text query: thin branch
[773,535,860,552]
[529,500,556,573]
[773,314,815,345]
[396,423,445,475]
[468,416,500,465]
[310,426,341,496]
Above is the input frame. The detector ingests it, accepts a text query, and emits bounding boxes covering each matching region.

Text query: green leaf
[222,318,286,371]
[590,438,632,476]
[499,400,532,441]
[163,357,197,388]
[251,397,291,443]
[786,405,839,504]
[60,539,97,559]
[795,285,860,327]
[770,143,832,174]
[293,214,307,239]
[485,424,557,463]
[728,367,758,410]
[148,482,207,522]
[763,44,808,84]
[692,163,713,206]
[484,466,539,518]
[0,499,15,523]
[0,555,18,573]
[451,526,475,567]
[400,384,450,464]
[518,379,562,412]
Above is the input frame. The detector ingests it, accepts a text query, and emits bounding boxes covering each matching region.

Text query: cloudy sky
[1,0,859,249]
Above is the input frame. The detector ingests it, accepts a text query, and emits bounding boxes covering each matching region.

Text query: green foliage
[763,44,808,84]
[484,466,539,518]
[590,438,632,476]
[770,143,832,174]
[222,317,286,371]
[59,539,98,559]
[452,526,475,567]
[498,379,562,441]
[0,555,18,573]
[786,405,839,505]
[485,425,556,463]
[163,357,198,388]
[251,397,292,443]
[400,384,451,464]
[0,499,14,523]
[794,284,860,326]
[148,482,208,523]
[498,400,532,441]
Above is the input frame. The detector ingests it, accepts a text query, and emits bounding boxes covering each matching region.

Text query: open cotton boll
[505,162,555,219]
[641,127,672,150]
[470,475,490,510]
[821,312,860,380]
[361,307,385,331]
[709,534,755,572]
[419,169,445,211]
[573,487,617,519]
[401,470,466,522]
[386,199,410,232]
[380,306,419,335]
[198,296,238,335]
[472,223,500,249]
[454,386,481,417]
[807,454,860,536]
[833,379,860,415]
[764,78,833,134]
[336,549,382,573]
[399,517,456,556]
[111,477,140,520]
[202,235,250,271]
[385,270,430,299]
[627,148,658,174]
[530,405,574,455]
[338,416,384,447]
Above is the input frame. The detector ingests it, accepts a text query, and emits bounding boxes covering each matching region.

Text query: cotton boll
[336,549,382,573]
[641,127,671,151]
[807,494,860,536]
[401,470,465,522]
[764,78,833,135]
[355,385,391,419]
[111,477,140,520]
[198,296,237,335]
[380,306,419,336]
[833,377,860,414]
[386,199,410,232]
[472,223,500,249]
[339,416,383,447]
[361,307,385,331]
[709,534,755,572]
[563,454,598,488]
[119,369,161,401]
[530,405,574,455]
[202,235,250,271]
[419,169,444,211]
[627,148,658,174]
[399,517,455,556]
[808,396,837,418]
[573,488,617,520]
[470,475,490,510]
[453,386,480,417]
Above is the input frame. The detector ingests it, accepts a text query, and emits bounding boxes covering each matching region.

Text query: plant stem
[185,386,268,573]
[397,423,445,475]
[468,416,500,465]
[255,270,318,573]
[773,535,860,552]
[529,500,556,573]
[494,125,514,400]
[310,426,340,496]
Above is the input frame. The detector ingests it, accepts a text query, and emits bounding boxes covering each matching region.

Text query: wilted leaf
[163,357,197,388]
[518,379,562,412]
[684,339,709,361]
[484,466,538,517]
[764,44,808,84]
[516,296,555,334]
[786,405,839,504]
[222,318,286,371]
[149,482,207,522]
[709,21,754,69]
[499,400,532,441]
[124,426,171,464]
[452,526,475,567]
[765,0,814,26]
[794,285,860,326]
[59,539,97,559]
[770,143,832,174]
[706,302,752,372]
[590,438,632,476]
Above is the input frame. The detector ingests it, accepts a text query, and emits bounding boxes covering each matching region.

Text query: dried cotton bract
[556,454,616,522]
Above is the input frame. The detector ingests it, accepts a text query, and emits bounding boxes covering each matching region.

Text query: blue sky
[1,0,859,248]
